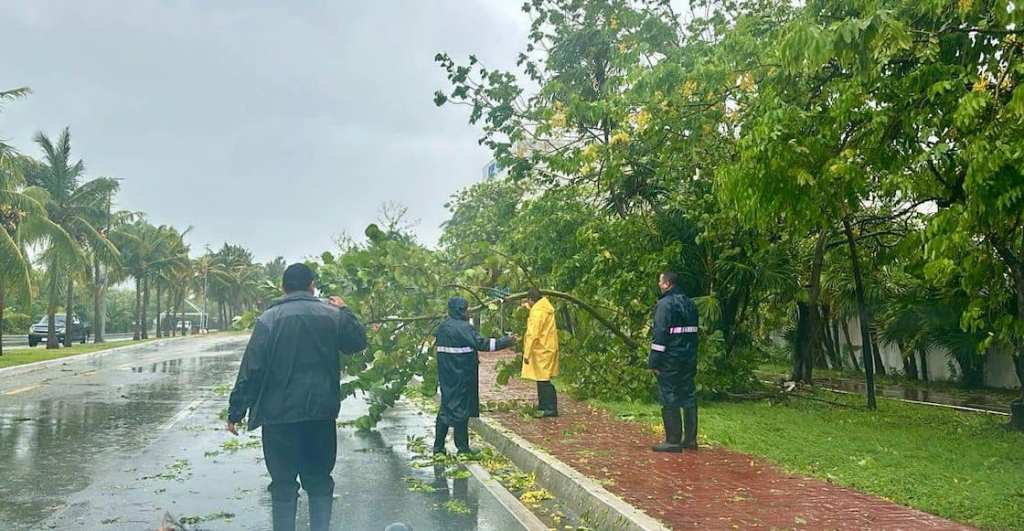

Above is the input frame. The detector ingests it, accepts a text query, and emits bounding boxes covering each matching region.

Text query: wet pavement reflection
[0,336,522,530]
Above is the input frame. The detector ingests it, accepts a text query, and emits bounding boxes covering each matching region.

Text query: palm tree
[110,221,162,340]
[210,243,262,326]
[0,86,37,356]
[29,127,119,348]
[91,209,137,342]
[152,226,191,338]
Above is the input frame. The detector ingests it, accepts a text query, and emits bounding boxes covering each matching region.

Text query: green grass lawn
[0,340,158,369]
[593,391,1024,530]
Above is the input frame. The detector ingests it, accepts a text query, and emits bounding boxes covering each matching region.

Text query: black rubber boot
[682,405,698,450]
[432,418,449,455]
[308,496,333,531]
[271,498,297,531]
[536,381,558,417]
[652,407,683,453]
[454,421,479,457]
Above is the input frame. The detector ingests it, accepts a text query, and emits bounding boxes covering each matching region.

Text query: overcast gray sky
[1,1,530,263]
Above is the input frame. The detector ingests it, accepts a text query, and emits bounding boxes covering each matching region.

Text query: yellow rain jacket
[522,297,559,381]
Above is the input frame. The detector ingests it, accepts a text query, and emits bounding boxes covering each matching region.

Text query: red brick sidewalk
[478,350,972,530]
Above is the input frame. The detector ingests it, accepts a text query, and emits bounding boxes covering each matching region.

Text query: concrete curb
[471,415,671,531]
[465,463,549,531]
[0,334,246,380]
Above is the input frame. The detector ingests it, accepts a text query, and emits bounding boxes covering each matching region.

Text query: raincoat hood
[448,296,469,320]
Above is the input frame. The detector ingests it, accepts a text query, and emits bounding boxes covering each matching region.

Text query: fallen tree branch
[369,289,641,350]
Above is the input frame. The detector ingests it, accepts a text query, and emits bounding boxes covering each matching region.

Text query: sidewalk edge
[471,415,671,531]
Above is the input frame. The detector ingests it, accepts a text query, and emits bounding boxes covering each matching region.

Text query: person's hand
[226,421,239,436]
[328,295,346,308]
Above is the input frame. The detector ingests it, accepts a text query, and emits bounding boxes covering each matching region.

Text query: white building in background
[838,315,1021,390]
[482,159,506,180]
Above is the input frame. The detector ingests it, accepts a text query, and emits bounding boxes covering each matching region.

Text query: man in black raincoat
[647,271,699,452]
[227,263,367,531]
[433,296,516,456]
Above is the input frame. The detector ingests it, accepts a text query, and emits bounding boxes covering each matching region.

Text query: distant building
[483,159,505,180]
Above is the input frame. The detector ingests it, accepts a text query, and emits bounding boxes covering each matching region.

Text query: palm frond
[0,226,33,299]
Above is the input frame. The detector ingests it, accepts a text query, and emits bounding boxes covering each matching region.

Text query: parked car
[27,314,90,347]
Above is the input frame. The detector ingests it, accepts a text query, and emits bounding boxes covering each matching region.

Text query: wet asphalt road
[0,335,523,530]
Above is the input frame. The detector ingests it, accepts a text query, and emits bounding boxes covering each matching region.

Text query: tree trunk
[0,282,5,357]
[1013,354,1024,430]
[64,274,74,347]
[820,306,838,366]
[93,256,107,343]
[1012,264,1024,428]
[133,278,141,341]
[793,228,828,383]
[988,241,1023,429]
[842,217,877,409]
[47,273,60,349]
[902,347,919,380]
[133,277,142,341]
[831,317,842,366]
[841,319,860,371]
[918,349,929,382]
[155,282,163,338]
[794,302,815,381]
[142,277,150,339]
[169,291,177,337]
[871,333,887,377]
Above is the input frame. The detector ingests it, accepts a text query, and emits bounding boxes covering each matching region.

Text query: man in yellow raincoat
[521,288,560,417]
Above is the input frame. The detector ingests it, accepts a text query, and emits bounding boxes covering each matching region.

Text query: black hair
[282,263,315,293]
[527,287,543,302]
[660,271,679,287]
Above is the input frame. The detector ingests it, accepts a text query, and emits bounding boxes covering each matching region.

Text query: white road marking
[5,384,41,395]
[159,398,206,431]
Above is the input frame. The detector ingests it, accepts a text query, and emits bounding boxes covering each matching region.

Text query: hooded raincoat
[228,292,367,430]
[647,286,699,408]
[434,297,514,424]
[521,297,559,381]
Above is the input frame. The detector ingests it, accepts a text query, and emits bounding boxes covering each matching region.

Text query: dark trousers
[536,380,557,412]
[262,420,337,501]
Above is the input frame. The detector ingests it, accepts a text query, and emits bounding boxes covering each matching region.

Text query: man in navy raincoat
[433,296,515,456]
[647,271,699,452]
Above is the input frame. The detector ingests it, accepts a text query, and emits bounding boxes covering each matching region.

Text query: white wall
[836,316,1020,390]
